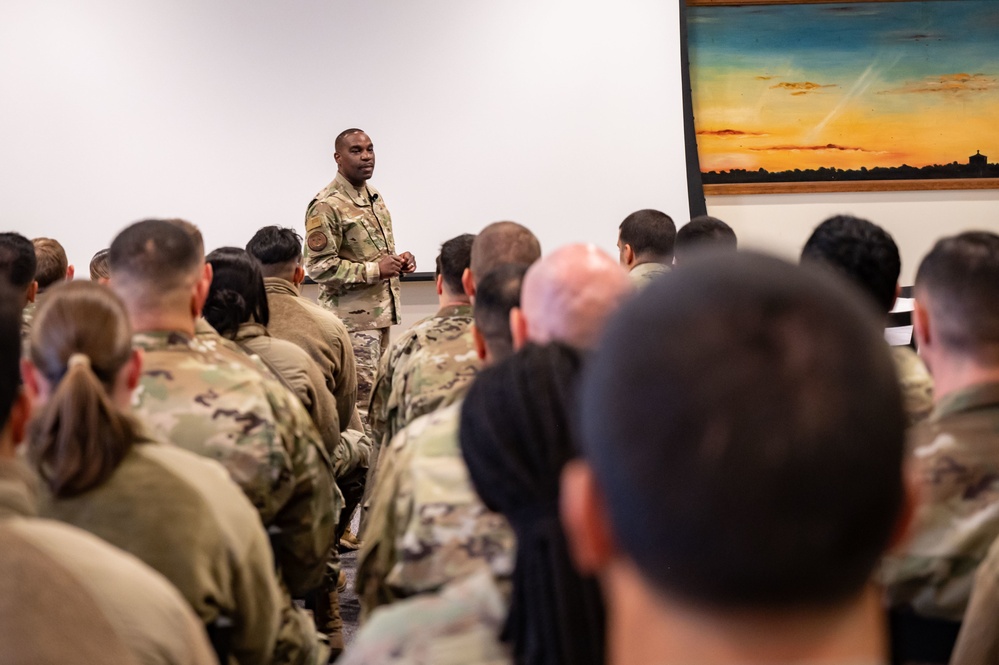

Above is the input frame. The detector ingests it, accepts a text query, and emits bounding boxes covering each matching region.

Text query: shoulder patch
[305,215,324,233]
[308,231,329,252]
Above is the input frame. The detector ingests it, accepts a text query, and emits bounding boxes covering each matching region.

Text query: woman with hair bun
[22,280,287,665]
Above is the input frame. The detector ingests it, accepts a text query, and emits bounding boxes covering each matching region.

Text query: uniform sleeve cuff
[365,262,381,284]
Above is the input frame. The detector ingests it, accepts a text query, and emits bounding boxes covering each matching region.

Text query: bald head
[521,244,632,349]
[469,221,541,287]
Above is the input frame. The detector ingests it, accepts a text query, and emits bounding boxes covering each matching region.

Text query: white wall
[707,188,999,285]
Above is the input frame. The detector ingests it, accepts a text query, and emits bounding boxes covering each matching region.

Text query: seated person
[616,209,675,287]
[0,282,216,665]
[563,252,910,665]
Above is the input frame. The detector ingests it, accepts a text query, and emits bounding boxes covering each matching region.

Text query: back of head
[460,342,603,665]
[618,209,677,262]
[32,238,69,292]
[473,263,529,363]
[435,233,476,295]
[800,215,900,313]
[0,282,21,432]
[915,231,999,363]
[0,232,36,291]
[521,244,632,349]
[27,281,138,498]
[469,221,541,285]
[580,252,905,610]
[108,219,203,311]
[675,215,737,262]
[166,218,205,259]
[246,226,303,279]
[204,247,269,338]
[89,249,111,281]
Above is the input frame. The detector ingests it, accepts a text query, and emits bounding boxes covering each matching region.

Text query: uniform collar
[436,303,474,318]
[0,458,39,520]
[132,330,195,350]
[931,381,999,422]
[334,171,376,208]
[264,277,300,298]
[234,322,269,342]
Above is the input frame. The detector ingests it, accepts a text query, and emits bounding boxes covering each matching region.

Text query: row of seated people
[1,208,995,665]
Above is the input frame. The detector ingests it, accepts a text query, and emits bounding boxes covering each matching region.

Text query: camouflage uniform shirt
[369,304,481,453]
[304,171,401,332]
[341,570,511,665]
[891,345,934,427]
[883,381,999,621]
[130,330,339,598]
[628,261,670,288]
[357,403,515,618]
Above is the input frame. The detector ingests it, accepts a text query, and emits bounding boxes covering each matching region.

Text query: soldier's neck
[129,310,196,337]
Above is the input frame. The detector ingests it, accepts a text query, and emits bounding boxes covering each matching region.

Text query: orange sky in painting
[693,69,999,173]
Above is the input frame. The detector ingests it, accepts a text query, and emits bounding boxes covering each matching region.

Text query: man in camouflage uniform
[109,219,337,665]
[800,215,934,425]
[304,129,416,433]
[368,233,481,461]
[357,241,632,617]
[616,209,675,288]
[883,232,999,639]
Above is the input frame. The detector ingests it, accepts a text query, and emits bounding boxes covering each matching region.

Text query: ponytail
[28,351,139,498]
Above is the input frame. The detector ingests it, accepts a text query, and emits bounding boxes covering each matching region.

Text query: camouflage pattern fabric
[340,570,511,665]
[951,534,999,665]
[303,171,401,332]
[351,328,390,428]
[356,403,516,618]
[369,304,481,456]
[130,330,340,599]
[891,345,934,427]
[883,382,999,621]
[628,261,670,288]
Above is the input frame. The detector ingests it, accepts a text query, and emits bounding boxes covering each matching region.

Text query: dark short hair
[618,209,676,261]
[0,232,36,290]
[246,226,303,266]
[580,252,905,610]
[204,247,270,338]
[89,249,110,281]
[474,263,529,363]
[335,127,366,151]
[108,219,202,289]
[470,222,541,285]
[0,281,21,430]
[915,231,999,361]
[435,234,476,294]
[32,238,69,291]
[675,216,737,260]
[800,215,900,313]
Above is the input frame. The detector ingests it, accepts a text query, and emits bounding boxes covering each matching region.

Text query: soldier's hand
[399,252,416,273]
[378,254,404,278]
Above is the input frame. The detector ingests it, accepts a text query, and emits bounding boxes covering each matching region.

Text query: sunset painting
[688,1,999,185]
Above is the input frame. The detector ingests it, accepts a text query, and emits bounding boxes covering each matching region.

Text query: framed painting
[686,0,999,195]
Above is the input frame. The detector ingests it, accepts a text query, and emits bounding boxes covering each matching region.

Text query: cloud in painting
[755,75,778,81]
[697,129,767,137]
[770,81,837,94]
[750,143,876,153]
[881,73,996,95]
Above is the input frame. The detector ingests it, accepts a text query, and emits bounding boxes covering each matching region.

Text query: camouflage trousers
[349,328,390,433]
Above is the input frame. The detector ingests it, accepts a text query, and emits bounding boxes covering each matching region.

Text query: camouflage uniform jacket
[883,381,999,621]
[130,330,339,597]
[356,403,516,618]
[341,570,511,665]
[369,304,481,452]
[264,277,358,432]
[20,300,35,356]
[628,261,670,288]
[891,345,934,426]
[951,534,999,665]
[304,171,401,332]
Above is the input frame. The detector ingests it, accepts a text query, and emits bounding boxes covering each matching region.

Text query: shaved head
[470,221,541,286]
[521,244,632,349]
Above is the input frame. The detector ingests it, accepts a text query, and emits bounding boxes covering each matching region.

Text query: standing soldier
[304,128,416,432]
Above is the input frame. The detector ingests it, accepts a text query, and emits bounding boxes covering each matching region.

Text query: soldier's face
[335,132,375,186]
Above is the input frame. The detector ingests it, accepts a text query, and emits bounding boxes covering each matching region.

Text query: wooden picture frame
[685,0,999,195]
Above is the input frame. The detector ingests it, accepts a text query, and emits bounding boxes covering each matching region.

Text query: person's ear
[125,349,143,391]
[26,281,38,305]
[461,267,475,299]
[20,359,43,404]
[436,275,444,297]
[66,265,75,281]
[510,307,529,351]
[623,244,636,269]
[913,299,931,354]
[192,264,212,318]
[334,150,342,167]
[561,460,616,574]
[472,323,488,362]
[293,265,306,287]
